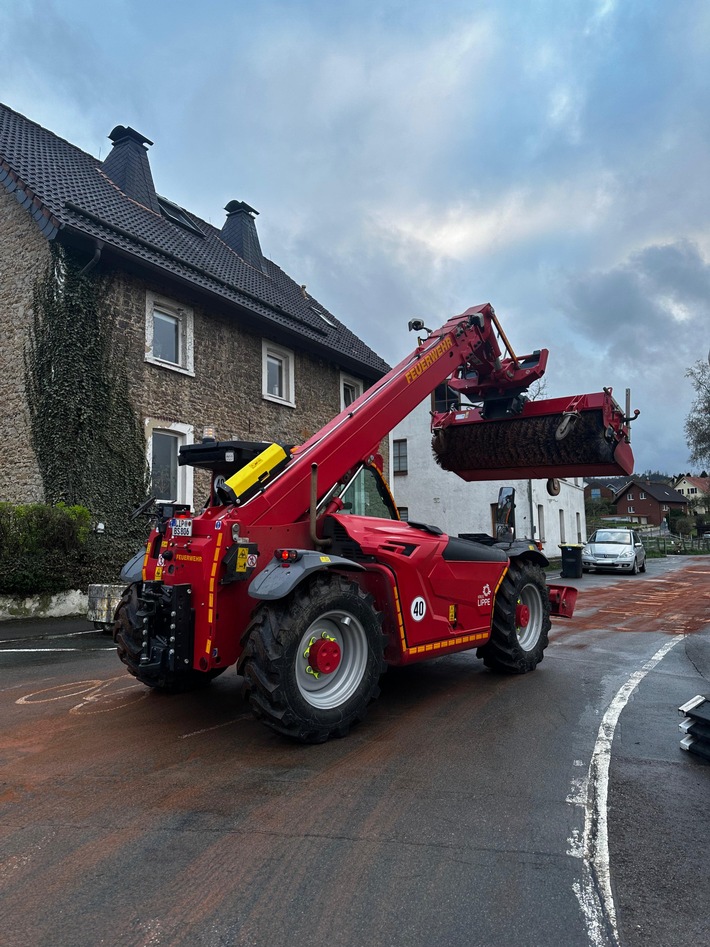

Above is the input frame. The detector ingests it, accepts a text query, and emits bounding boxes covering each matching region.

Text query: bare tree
[684,360,710,468]
[527,378,549,402]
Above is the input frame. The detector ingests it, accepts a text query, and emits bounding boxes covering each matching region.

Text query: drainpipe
[528,479,535,542]
[78,239,104,276]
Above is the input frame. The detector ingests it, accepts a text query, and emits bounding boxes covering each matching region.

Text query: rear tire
[477,560,551,673]
[113,583,224,692]
[239,574,386,743]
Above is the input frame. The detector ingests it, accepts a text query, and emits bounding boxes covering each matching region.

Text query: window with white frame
[145,292,194,375]
[340,373,363,410]
[627,492,634,500]
[640,491,646,499]
[145,419,194,505]
[628,505,635,513]
[262,341,295,406]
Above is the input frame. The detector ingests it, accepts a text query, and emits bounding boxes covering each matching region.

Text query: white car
[582,528,647,574]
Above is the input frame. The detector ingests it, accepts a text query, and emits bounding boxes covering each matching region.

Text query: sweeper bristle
[432,410,627,481]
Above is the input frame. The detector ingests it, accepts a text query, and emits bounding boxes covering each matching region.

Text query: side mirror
[496,487,516,541]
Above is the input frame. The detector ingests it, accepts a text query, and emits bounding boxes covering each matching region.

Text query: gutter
[78,239,104,276]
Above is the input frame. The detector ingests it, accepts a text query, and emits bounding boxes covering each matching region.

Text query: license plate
[170,518,193,537]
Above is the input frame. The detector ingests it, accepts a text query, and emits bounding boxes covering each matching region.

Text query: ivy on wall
[22,244,149,583]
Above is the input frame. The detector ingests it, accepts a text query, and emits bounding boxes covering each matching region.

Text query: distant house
[672,475,710,516]
[0,103,389,508]
[584,477,630,504]
[611,477,687,527]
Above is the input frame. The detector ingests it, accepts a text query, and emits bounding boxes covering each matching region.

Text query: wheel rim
[516,583,544,651]
[296,609,369,709]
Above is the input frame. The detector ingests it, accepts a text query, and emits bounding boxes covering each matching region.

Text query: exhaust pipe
[310,463,332,549]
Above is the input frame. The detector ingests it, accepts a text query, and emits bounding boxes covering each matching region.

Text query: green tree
[685,360,710,469]
[584,497,615,520]
[669,508,695,537]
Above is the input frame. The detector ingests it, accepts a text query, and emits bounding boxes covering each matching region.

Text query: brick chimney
[102,125,160,213]
[221,200,266,272]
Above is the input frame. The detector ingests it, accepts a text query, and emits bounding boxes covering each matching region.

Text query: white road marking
[570,635,685,946]
[1,647,115,653]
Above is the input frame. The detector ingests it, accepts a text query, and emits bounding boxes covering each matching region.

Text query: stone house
[0,103,389,510]
[611,477,687,527]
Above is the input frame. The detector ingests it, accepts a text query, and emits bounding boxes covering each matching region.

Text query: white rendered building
[389,395,587,551]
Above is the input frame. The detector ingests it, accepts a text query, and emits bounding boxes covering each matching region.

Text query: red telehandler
[114,303,635,742]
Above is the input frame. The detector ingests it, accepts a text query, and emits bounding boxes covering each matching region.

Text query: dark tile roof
[0,102,390,379]
[584,476,630,491]
[612,478,687,504]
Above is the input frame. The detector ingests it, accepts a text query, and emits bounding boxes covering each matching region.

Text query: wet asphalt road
[0,557,708,947]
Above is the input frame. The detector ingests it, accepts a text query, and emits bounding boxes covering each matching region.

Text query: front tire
[113,583,224,692]
[477,560,551,673]
[239,574,386,743]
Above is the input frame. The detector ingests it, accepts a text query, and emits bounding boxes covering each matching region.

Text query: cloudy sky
[2,0,709,474]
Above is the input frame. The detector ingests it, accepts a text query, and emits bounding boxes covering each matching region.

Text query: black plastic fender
[119,547,146,585]
[248,550,365,602]
[499,539,549,568]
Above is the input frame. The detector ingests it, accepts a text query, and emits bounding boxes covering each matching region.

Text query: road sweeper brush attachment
[432,388,635,481]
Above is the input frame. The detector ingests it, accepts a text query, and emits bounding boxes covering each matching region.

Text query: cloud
[369,173,618,262]
[555,240,710,471]
[1,0,709,475]
[563,240,710,359]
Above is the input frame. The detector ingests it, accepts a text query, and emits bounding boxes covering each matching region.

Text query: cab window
[336,465,399,520]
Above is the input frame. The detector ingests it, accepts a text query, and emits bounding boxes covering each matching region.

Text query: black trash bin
[559,543,583,578]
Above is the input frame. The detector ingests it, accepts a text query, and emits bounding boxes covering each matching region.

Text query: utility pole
[626,388,632,443]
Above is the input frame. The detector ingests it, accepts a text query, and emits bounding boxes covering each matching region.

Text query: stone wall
[0,188,50,503]
[108,269,344,442]
[107,267,347,456]
[0,193,381,509]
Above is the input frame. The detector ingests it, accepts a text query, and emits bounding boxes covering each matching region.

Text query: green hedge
[0,502,143,597]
